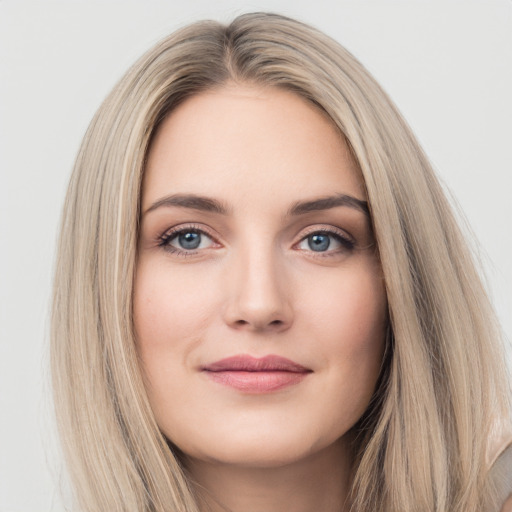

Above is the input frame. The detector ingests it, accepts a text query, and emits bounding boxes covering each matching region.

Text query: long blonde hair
[51,12,510,511]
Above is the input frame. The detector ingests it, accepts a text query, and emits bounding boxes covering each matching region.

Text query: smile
[201,354,312,393]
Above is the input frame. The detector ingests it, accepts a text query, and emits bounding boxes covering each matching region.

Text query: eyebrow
[288,194,369,217]
[143,192,369,217]
[143,194,229,216]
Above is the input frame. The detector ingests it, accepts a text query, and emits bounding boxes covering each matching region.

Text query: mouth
[201,354,312,393]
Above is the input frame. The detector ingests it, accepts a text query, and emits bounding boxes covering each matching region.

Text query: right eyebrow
[143,193,229,216]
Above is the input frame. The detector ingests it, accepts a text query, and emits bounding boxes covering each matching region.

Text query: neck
[184,437,353,512]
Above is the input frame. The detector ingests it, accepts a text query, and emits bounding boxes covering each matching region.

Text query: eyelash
[157,224,217,256]
[157,224,355,257]
[295,226,355,256]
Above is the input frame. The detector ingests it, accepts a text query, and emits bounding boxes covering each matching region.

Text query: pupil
[179,231,201,250]
[308,234,330,252]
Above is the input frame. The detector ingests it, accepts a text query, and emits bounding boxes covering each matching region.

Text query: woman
[51,12,512,512]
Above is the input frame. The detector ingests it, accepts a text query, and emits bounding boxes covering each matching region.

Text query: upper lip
[201,354,311,373]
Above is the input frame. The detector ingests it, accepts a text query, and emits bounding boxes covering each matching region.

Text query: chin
[176,427,346,470]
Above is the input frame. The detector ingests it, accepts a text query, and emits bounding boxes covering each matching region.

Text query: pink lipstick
[201,354,312,393]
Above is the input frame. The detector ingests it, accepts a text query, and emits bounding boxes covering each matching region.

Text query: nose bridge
[223,238,293,332]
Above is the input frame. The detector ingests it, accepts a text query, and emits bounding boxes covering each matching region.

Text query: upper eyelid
[159,223,216,239]
[296,224,354,242]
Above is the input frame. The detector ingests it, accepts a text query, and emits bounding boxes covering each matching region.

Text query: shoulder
[488,419,512,512]
[501,494,512,512]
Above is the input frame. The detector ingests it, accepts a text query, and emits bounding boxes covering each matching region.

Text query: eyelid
[295,224,355,244]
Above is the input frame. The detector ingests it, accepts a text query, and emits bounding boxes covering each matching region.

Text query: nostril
[231,318,285,329]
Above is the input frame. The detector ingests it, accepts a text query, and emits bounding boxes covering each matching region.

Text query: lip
[201,354,312,393]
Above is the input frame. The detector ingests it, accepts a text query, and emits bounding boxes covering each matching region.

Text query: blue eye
[297,230,354,254]
[160,228,215,253]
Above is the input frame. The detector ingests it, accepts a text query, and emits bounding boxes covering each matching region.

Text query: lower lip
[203,370,309,393]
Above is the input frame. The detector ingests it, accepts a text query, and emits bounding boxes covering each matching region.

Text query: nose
[222,246,293,333]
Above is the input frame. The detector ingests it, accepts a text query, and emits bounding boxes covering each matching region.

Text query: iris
[178,231,201,250]
[308,234,330,252]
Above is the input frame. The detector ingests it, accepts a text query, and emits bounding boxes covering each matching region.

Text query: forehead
[143,84,365,209]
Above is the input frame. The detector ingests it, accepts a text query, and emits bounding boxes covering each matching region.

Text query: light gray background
[1,1,511,510]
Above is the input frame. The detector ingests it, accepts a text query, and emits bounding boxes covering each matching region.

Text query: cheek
[133,260,211,426]
[302,261,387,398]
[302,259,387,344]
[134,260,214,351]
[133,261,212,399]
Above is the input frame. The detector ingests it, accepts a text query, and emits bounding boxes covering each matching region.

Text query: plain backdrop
[1,1,511,510]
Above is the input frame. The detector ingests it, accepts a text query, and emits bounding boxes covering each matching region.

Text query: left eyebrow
[288,194,369,217]
[143,193,229,216]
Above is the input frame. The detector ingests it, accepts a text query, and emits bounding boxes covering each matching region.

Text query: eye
[296,230,355,254]
[159,227,217,254]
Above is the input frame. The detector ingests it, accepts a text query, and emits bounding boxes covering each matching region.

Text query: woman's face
[134,85,387,468]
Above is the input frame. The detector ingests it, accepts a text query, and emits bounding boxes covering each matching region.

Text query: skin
[134,84,388,512]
